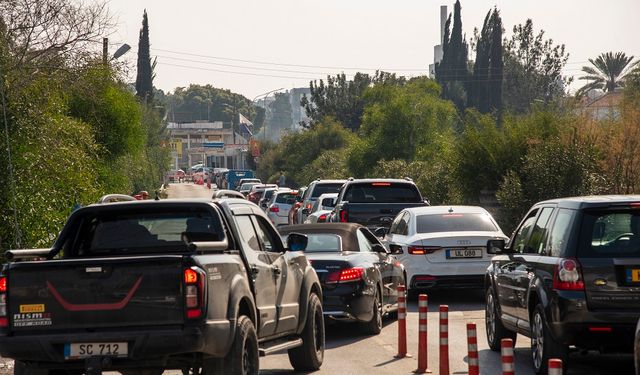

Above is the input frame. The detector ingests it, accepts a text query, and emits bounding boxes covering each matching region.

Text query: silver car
[267,190,298,226]
[304,193,338,223]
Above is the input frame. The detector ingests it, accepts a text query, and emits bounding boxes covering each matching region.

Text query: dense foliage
[0,3,169,250]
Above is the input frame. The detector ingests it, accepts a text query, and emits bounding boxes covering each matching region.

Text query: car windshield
[345,183,421,203]
[416,213,498,233]
[73,208,225,256]
[580,209,640,258]
[311,183,344,198]
[282,233,342,252]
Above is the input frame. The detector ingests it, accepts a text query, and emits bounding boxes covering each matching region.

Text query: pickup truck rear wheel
[224,315,258,375]
[288,293,324,371]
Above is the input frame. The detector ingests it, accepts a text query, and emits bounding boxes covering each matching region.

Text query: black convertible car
[279,223,405,334]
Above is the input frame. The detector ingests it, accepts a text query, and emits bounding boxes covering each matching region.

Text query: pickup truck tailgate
[7,256,185,332]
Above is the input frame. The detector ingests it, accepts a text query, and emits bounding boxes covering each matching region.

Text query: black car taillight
[553,258,585,291]
[184,267,206,319]
[0,276,7,327]
[325,267,364,283]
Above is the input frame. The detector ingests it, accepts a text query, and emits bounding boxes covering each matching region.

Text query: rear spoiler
[5,248,53,261]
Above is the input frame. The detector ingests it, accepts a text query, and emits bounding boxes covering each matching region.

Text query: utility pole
[102,38,108,65]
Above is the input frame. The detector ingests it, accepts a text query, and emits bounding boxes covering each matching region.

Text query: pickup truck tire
[531,304,567,375]
[361,287,383,335]
[288,293,324,371]
[485,287,516,351]
[224,315,259,375]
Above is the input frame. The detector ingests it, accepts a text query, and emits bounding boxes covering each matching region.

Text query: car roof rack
[404,176,413,181]
[97,194,137,204]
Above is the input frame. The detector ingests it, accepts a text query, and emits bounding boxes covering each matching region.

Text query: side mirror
[301,208,310,215]
[372,244,389,254]
[487,239,506,254]
[287,232,308,252]
[373,227,388,238]
[321,198,336,208]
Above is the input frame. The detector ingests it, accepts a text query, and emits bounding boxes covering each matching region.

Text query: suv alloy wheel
[485,287,516,351]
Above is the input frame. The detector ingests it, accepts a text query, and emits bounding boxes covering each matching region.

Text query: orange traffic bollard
[395,285,411,358]
[501,338,515,375]
[466,323,479,375]
[439,305,449,375]
[414,294,430,373]
[548,359,563,375]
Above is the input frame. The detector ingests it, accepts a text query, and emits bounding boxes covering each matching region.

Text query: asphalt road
[167,182,635,375]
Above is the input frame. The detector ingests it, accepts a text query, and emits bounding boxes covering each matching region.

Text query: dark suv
[485,195,640,374]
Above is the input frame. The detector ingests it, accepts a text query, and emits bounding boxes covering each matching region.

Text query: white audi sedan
[384,206,507,295]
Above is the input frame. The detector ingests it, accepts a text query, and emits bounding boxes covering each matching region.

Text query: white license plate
[446,249,482,259]
[64,342,127,359]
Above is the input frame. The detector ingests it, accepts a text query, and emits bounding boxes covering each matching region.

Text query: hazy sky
[102,0,640,99]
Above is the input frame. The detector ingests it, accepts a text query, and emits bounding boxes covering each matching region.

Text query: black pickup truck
[329,178,429,230]
[0,197,324,375]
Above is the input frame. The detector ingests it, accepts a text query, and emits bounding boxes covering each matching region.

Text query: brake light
[553,258,585,291]
[270,205,280,213]
[326,267,364,283]
[340,209,348,222]
[184,268,206,319]
[0,276,6,327]
[372,182,391,186]
[318,214,327,221]
[408,246,440,255]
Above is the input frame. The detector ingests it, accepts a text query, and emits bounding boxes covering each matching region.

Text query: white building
[167,120,249,170]
[429,5,448,78]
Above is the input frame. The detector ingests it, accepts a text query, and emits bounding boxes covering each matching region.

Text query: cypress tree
[135,10,153,103]
[470,10,492,112]
[488,9,503,115]
[435,0,470,111]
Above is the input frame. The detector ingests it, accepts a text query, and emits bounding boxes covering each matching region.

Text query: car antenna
[448,207,453,213]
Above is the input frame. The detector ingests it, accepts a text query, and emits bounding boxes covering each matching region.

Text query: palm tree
[577,52,638,96]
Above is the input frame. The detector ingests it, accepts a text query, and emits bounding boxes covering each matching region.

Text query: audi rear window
[579,209,640,258]
[344,183,421,203]
[416,213,498,233]
[72,208,225,256]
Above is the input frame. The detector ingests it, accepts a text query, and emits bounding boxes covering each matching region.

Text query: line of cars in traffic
[218,176,640,374]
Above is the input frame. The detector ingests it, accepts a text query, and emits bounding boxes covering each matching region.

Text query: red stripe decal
[46,277,143,312]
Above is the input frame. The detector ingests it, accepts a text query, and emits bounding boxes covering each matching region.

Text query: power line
[156,62,321,80]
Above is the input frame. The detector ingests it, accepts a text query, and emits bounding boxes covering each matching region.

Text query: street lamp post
[252,88,284,142]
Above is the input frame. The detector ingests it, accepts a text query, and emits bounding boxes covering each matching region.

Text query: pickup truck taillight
[339,209,348,222]
[553,258,585,291]
[0,276,7,327]
[184,268,206,319]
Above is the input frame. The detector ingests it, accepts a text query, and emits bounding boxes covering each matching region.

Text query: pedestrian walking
[278,171,286,187]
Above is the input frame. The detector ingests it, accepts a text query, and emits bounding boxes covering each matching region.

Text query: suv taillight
[553,258,585,291]
[0,276,7,327]
[184,268,206,319]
